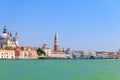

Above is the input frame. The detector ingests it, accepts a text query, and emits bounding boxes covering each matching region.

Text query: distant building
[72,51,82,59]
[81,50,96,59]
[107,52,117,59]
[116,52,120,59]
[15,47,39,59]
[41,44,52,55]
[0,48,15,59]
[0,26,18,48]
[96,51,118,59]
[49,51,67,59]
[96,52,108,59]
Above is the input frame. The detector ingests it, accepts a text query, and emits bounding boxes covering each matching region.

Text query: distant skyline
[0,0,120,51]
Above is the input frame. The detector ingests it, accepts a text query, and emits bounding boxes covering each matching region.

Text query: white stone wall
[48,53,67,58]
[0,52,15,59]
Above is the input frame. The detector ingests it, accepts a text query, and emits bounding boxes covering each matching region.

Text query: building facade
[41,44,52,56]
[15,47,39,59]
[0,49,15,59]
[49,51,67,59]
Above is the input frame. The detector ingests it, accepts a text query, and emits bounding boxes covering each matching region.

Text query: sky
[0,0,120,51]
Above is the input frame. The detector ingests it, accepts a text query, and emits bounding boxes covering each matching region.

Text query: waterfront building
[96,52,108,59]
[41,44,52,56]
[0,26,18,48]
[107,52,117,59]
[72,51,83,59]
[15,47,23,59]
[81,50,96,59]
[64,48,73,59]
[49,51,67,59]
[96,51,117,59]
[15,47,39,59]
[0,48,15,59]
[116,52,120,59]
[96,52,104,59]
[71,50,97,59]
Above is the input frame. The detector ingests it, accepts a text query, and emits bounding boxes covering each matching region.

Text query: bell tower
[54,32,60,51]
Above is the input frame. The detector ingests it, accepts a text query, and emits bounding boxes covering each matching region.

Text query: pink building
[15,47,39,59]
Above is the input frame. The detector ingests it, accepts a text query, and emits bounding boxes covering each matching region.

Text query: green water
[0,59,120,80]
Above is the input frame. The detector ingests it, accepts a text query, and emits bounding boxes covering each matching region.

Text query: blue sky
[0,0,120,51]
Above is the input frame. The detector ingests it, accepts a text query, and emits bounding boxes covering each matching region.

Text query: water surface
[0,59,120,80]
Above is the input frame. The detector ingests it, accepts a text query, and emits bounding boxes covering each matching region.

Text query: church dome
[0,26,8,40]
[0,33,7,39]
[42,44,50,49]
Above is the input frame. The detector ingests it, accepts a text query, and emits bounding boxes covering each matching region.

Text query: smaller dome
[42,44,50,49]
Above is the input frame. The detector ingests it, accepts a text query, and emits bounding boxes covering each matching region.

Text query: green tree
[37,48,46,56]
[4,46,14,50]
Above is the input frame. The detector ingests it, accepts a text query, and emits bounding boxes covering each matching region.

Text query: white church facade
[0,26,18,48]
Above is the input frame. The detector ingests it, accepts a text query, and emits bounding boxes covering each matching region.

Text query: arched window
[24,53,27,57]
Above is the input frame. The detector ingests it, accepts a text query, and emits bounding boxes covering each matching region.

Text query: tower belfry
[54,32,60,51]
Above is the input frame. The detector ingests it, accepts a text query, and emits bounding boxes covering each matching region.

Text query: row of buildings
[71,50,120,59]
[0,26,39,59]
[0,26,120,59]
[0,26,67,59]
[0,47,38,59]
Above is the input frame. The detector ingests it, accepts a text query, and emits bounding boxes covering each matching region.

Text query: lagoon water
[0,59,120,80]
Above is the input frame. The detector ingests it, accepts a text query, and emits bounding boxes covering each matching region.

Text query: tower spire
[54,32,60,51]
[15,32,19,47]
[15,32,18,40]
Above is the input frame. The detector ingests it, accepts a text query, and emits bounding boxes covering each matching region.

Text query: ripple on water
[0,59,120,80]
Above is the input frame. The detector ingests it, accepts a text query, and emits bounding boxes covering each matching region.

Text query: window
[11,56,13,59]
[25,53,27,57]
[1,44,3,48]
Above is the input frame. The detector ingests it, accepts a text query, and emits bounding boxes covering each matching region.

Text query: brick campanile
[54,32,60,51]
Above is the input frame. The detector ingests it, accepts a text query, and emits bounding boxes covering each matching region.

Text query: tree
[4,46,14,50]
[37,48,46,56]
